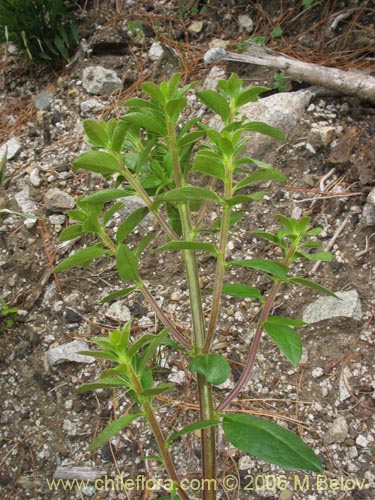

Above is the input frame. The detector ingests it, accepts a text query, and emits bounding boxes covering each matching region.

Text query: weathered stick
[204,45,375,103]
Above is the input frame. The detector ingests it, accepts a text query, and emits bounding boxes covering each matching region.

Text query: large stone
[44,188,75,212]
[363,203,375,226]
[82,66,122,95]
[90,27,128,55]
[207,88,314,159]
[0,137,22,160]
[302,290,362,324]
[324,416,348,444]
[47,340,95,367]
[240,90,314,159]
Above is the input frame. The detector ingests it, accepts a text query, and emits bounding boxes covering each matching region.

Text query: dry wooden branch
[205,45,375,103]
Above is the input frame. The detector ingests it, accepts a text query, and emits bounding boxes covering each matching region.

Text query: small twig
[309,215,350,275]
[355,232,375,258]
[330,12,352,31]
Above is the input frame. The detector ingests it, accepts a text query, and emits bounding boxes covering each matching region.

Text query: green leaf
[166,97,187,120]
[103,202,125,226]
[295,251,333,262]
[166,420,219,446]
[54,35,69,60]
[77,350,119,361]
[222,414,322,472]
[142,82,166,105]
[236,86,269,107]
[83,120,109,147]
[156,187,222,205]
[250,230,279,245]
[189,354,230,385]
[73,151,121,175]
[140,328,170,369]
[116,207,149,243]
[116,244,140,282]
[156,241,218,255]
[234,169,286,191]
[229,259,288,279]
[177,130,206,148]
[197,89,230,122]
[77,378,129,393]
[81,189,130,204]
[54,246,107,273]
[241,122,284,140]
[225,193,264,206]
[288,277,338,297]
[222,284,264,302]
[166,203,182,237]
[59,224,85,242]
[266,316,306,327]
[263,322,302,367]
[192,151,225,180]
[89,413,143,450]
[270,26,283,38]
[141,383,175,397]
[135,233,155,257]
[123,112,166,135]
[100,287,137,303]
[111,121,128,154]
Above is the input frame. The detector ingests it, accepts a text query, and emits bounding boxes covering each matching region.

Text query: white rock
[82,66,122,95]
[188,20,204,34]
[80,99,104,114]
[49,214,66,225]
[324,416,348,444]
[356,434,370,448]
[148,41,164,62]
[302,290,362,323]
[44,188,75,212]
[348,446,358,458]
[310,125,338,146]
[367,187,375,206]
[208,38,230,49]
[339,367,352,401]
[29,168,41,187]
[63,419,77,437]
[204,47,226,65]
[363,203,375,226]
[15,184,38,216]
[47,340,95,367]
[238,455,254,470]
[24,218,37,229]
[305,142,316,154]
[312,367,324,378]
[203,66,226,90]
[238,14,254,33]
[168,367,185,385]
[34,90,53,111]
[0,137,22,160]
[105,302,131,323]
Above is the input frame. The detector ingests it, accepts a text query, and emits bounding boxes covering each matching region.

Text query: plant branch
[218,279,282,411]
[140,283,191,349]
[118,158,180,241]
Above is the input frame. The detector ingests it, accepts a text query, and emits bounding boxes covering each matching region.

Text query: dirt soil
[0,1,374,500]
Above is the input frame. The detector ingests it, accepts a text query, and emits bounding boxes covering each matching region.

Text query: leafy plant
[302,0,315,8]
[274,70,287,92]
[270,26,283,38]
[0,0,79,63]
[0,298,18,328]
[55,73,333,500]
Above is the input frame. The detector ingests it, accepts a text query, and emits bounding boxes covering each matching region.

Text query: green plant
[274,70,287,92]
[0,299,18,328]
[0,0,79,63]
[270,26,283,39]
[54,73,334,500]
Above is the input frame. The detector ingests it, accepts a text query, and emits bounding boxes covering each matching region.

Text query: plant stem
[128,366,190,500]
[167,119,216,500]
[140,283,191,349]
[218,280,282,411]
[203,170,233,353]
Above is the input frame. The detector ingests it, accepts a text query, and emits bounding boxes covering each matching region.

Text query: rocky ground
[0,1,374,499]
